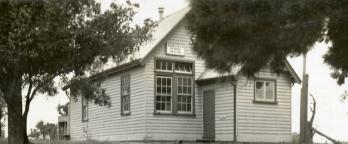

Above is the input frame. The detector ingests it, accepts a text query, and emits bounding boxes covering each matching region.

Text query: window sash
[121,75,131,115]
[155,76,173,113]
[177,76,193,113]
[255,80,275,102]
[155,60,173,72]
[82,97,88,121]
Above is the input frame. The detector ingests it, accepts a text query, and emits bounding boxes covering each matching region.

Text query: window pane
[156,103,161,110]
[178,86,182,94]
[178,77,182,85]
[255,81,264,99]
[167,61,173,71]
[187,104,191,112]
[167,86,171,94]
[265,81,275,100]
[167,78,171,86]
[188,87,192,94]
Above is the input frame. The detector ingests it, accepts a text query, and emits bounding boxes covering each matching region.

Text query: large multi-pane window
[177,76,193,113]
[155,60,194,114]
[254,79,276,102]
[156,76,172,112]
[121,74,130,115]
[82,96,88,121]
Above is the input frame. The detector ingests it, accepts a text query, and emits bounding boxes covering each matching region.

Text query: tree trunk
[23,101,31,144]
[7,97,25,144]
[0,107,2,137]
[2,75,29,144]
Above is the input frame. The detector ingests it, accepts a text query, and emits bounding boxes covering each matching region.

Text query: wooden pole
[300,53,309,143]
[300,74,309,143]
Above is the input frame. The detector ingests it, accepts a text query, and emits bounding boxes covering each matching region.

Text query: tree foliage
[30,121,57,140]
[57,102,69,116]
[187,0,348,84]
[28,129,40,140]
[0,0,155,143]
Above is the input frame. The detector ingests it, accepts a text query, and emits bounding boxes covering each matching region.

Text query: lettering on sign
[166,42,185,56]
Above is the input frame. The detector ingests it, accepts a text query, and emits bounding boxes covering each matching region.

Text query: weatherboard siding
[70,67,146,141]
[142,22,206,141]
[236,67,292,142]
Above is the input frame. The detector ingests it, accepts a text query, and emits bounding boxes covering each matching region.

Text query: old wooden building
[69,7,300,143]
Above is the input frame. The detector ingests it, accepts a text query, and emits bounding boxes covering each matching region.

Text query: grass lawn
[0,139,112,144]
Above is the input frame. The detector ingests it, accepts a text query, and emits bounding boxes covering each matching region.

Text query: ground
[0,139,111,144]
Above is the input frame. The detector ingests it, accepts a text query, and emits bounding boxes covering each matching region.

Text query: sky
[4,0,347,143]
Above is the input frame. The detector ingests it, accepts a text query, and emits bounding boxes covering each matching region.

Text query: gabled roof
[91,7,301,84]
[136,7,191,61]
[86,8,191,80]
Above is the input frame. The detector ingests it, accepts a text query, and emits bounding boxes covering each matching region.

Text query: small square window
[254,80,276,102]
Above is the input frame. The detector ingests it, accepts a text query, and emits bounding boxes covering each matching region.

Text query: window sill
[252,100,278,105]
[153,112,196,117]
[121,112,131,116]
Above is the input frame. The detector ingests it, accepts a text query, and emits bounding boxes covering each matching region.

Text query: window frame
[81,96,88,122]
[154,58,195,116]
[176,76,194,114]
[253,78,277,104]
[155,75,173,113]
[121,74,131,116]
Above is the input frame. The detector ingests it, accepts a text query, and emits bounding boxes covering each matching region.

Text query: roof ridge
[159,7,190,22]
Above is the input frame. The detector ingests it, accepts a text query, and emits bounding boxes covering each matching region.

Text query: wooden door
[203,90,215,139]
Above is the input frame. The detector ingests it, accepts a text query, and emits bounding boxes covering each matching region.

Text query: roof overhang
[284,60,301,84]
[89,59,142,81]
[196,59,301,85]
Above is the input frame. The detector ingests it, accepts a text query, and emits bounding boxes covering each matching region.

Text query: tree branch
[29,74,57,102]
[310,94,316,124]
[23,74,58,120]
[25,74,33,101]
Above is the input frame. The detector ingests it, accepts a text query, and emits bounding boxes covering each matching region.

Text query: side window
[121,74,131,115]
[82,96,88,121]
[254,79,276,102]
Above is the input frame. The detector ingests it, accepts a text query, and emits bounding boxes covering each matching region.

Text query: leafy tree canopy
[0,0,155,105]
[187,0,348,84]
[0,0,155,143]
